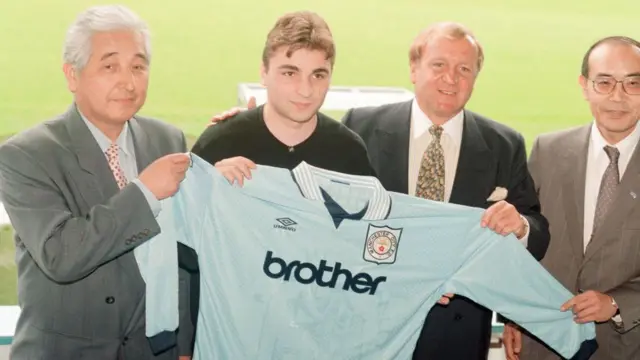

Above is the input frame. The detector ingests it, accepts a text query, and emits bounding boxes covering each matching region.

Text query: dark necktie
[592,145,620,234]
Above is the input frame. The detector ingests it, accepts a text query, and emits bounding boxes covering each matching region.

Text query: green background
[0,0,637,305]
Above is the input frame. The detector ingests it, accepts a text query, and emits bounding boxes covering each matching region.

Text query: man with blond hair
[341,22,550,360]
[183,10,376,327]
[207,21,549,359]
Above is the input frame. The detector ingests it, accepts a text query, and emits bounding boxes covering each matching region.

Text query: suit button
[122,336,129,346]
[454,313,463,321]
[105,296,115,304]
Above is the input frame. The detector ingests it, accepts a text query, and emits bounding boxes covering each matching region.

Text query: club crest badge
[363,224,402,264]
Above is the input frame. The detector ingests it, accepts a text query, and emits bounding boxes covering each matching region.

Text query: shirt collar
[590,120,640,160]
[78,107,131,155]
[411,98,464,146]
[291,161,391,221]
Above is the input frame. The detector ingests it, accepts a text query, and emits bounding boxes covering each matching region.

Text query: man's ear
[578,75,589,100]
[409,60,418,85]
[63,63,79,93]
[260,63,268,87]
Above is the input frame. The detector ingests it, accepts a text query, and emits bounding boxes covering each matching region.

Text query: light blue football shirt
[135,154,596,360]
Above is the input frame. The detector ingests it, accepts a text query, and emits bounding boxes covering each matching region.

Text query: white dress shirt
[583,121,640,252]
[407,98,529,246]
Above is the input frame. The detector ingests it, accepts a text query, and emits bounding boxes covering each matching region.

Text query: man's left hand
[179,357,191,360]
[481,200,526,238]
[561,290,618,323]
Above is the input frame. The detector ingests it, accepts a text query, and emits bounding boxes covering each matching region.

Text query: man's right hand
[215,156,257,186]
[208,96,257,126]
[503,322,522,360]
[138,153,191,200]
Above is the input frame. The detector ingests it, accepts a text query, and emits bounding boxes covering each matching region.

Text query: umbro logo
[276,218,297,226]
[274,218,297,232]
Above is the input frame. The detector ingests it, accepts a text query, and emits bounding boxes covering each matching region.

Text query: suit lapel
[583,137,640,262]
[128,117,156,173]
[375,101,411,194]
[560,125,591,262]
[449,110,496,207]
[62,105,120,201]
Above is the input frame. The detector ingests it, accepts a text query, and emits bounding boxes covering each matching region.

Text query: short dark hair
[262,11,335,69]
[581,36,640,77]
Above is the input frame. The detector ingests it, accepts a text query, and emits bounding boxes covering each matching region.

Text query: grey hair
[63,5,151,71]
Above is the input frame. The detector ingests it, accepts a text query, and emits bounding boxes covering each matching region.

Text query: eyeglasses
[588,76,640,95]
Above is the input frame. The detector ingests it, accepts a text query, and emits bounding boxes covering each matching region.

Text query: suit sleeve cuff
[132,178,161,217]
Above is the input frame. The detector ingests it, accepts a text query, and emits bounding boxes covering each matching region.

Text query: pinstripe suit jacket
[521,124,640,360]
[0,105,194,359]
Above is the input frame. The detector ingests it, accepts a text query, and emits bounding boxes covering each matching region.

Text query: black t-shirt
[191,105,376,176]
[181,105,376,331]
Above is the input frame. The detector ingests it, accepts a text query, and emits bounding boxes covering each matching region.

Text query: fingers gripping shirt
[135,154,597,360]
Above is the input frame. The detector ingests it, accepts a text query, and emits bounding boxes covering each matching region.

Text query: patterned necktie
[592,145,620,233]
[415,125,445,201]
[105,143,129,189]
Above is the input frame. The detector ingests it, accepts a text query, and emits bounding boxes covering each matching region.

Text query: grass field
[0,226,16,305]
[0,0,638,305]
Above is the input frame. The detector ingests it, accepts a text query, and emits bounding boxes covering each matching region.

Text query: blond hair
[262,11,335,68]
[409,22,484,71]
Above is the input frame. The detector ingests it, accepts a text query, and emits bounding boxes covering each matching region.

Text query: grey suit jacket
[521,125,640,360]
[0,105,194,359]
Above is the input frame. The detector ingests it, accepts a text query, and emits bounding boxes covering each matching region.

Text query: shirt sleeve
[135,153,215,351]
[440,227,597,360]
[134,186,182,346]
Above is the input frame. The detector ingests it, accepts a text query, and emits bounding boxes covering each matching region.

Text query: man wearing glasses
[503,36,640,360]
